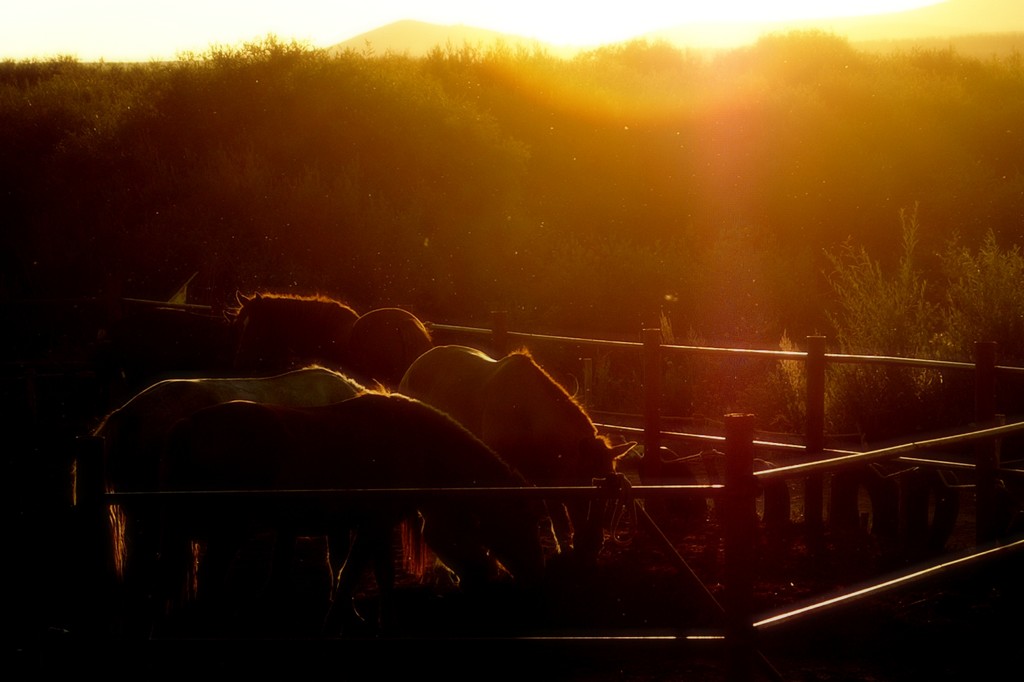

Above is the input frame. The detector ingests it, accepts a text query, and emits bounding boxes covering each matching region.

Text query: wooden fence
[71,306,1024,681]
[425,311,1024,681]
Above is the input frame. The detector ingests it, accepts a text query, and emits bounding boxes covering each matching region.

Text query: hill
[328,19,582,58]
[647,0,1023,47]
[854,32,1024,59]
[332,1,1024,58]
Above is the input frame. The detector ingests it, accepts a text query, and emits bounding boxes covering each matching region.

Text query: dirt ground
[9,436,1024,682]
[14,496,1023,682]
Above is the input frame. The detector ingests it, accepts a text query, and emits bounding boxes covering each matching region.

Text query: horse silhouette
[232,292,432,389]
[398,344,635,561]
[92,366,366,635]
[232,292,359,373]
[346,307,433,388]
[160,391,548,635]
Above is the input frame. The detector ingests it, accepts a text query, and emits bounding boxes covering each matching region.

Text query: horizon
[0,0,978,63]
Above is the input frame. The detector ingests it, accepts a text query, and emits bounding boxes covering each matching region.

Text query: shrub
[940,229,1024,364]
[823,208,951,439]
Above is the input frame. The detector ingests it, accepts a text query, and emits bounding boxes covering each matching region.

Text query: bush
[941,230,1024,364]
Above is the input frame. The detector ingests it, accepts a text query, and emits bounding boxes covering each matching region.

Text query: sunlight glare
[424,1,948,46]
[1,0,949,62]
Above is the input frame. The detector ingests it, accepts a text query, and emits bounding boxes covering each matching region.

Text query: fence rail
[72,308,1024,681]
[425,313,1024,679]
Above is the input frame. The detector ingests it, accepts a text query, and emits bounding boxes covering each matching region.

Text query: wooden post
[804,336,826,541]
[724,413,757,682]
[581,357,593,410]
[975,341,999,543]
[491,310,509,357]
[640,328,662,485]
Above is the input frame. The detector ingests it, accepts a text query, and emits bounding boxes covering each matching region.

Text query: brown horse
[232,292,359,373]
[398,344,635,561]
[92,366,366,635]
[160,391,548,634]
[346,307,433,389]
[96,366,366,498]
[231,293,432,389]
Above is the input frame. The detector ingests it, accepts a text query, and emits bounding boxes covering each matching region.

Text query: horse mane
[504,347,599,437]
[231,291,361,373]
[296,363,358,380]
[230,291,359,320]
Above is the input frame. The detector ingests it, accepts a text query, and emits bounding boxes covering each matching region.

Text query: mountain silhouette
[331,2,1023,57]
[647,0,1024,47]
[329,19,580,58]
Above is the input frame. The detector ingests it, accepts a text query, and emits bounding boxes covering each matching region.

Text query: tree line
[2,32,1023,435]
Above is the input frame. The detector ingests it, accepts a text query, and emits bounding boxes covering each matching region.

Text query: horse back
[162,392,546,587]
[164,392,512,491]
[230,366,365,405]
[97,369,364,490]
[346,308,433,389]
[397,345,499,432]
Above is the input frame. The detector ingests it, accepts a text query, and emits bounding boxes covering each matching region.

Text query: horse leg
[326,530,351,591]
[114,506,160,639]
[152,519,197,636]
[195,530,253,636]
[259,528,334,636]
[323,529,371,635]
[566,498,605,565]
[549,501,576,554]
[368,520,397,631]
[422,517,497,593]
[263,526,298,633]
[323,519,398,635]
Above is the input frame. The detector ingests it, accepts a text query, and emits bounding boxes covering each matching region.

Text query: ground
[9,436,1024,681]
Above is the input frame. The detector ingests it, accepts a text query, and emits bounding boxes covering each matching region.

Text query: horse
[398,344,636,561]
[231,292,432,389]
[160,391,549,635]
[232,292,359,374]
[91,366,366,635]
[346,307,433,389]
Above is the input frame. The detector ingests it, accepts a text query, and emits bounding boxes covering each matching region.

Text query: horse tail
[400,514,428,579]
[110,501,127,582]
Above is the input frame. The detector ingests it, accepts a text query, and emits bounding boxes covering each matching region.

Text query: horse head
[232,291,359,373]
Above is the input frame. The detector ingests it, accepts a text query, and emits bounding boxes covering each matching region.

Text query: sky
[1,1,952,63]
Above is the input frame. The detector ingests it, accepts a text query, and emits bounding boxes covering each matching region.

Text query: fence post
[724,413,757,682]
[974,341,999,543]
[581,357,593,410]
[639,328,662,485]
[491,310,509,356]
[804,336,826,541]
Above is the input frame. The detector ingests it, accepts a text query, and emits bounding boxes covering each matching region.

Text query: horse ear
[235,291,251,306]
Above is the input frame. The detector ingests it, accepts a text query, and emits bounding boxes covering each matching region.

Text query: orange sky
[3,1,1018,62]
